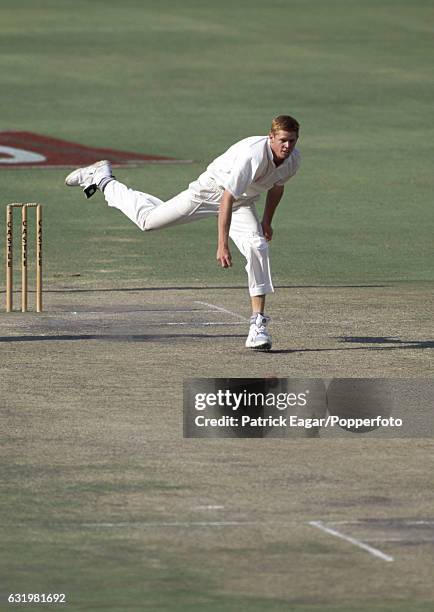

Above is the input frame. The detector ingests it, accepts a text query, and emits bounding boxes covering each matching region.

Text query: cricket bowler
[65,115,301,350]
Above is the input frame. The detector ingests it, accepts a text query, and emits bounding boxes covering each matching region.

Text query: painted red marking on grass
[0,132,192,168]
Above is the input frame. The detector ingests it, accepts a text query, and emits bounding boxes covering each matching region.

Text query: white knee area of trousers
[104,180,162,230]
[143,190,203,231]
[240,233,274,297]
[104,180,220,232]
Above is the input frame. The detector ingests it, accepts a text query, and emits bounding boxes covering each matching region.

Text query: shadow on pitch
[0,333,245,343]
[270,336,434,354]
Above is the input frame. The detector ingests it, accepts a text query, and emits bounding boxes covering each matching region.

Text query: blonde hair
[271,115,300,136]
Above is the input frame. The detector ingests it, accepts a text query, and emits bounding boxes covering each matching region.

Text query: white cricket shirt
[204,136,301,201]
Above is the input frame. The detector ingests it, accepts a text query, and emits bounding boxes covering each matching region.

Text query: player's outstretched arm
[217,190,235,268]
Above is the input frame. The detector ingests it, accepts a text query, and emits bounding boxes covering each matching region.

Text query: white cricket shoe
[65,160,113,199]
[245,313,272,350]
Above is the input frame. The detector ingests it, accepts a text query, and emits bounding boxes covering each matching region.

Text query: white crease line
[194,505,225,510]
[309,521,394,562]
[68,310,218,315]
[82,521,255,528]
[166,321,245,326]
[327,520,366,525]
[194,301,248,322]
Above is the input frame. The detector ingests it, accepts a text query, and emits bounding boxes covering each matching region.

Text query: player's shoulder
[232,136,268,159]
[241,135,268,150]
[229,135,266,148]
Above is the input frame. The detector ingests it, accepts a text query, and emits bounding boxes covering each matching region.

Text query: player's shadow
[0,333,245,343]
[339,336,434,347]
[269,336,434,354]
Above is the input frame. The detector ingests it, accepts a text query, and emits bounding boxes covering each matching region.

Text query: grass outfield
[1,2,434,611]
[0,0,433,288]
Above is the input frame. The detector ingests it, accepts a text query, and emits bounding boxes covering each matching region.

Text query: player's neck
[273,154,284,167]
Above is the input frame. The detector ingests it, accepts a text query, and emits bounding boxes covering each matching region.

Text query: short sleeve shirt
[204,136,301,200]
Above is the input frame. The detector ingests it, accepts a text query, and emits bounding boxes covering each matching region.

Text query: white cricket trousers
[104,174,274,297]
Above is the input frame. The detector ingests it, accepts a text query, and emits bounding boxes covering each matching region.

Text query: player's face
[269,130,298,163]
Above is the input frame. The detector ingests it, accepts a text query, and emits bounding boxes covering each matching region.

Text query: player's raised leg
[65,161,222,231]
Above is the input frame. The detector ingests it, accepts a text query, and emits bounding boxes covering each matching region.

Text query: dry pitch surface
[1,282,434,610]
